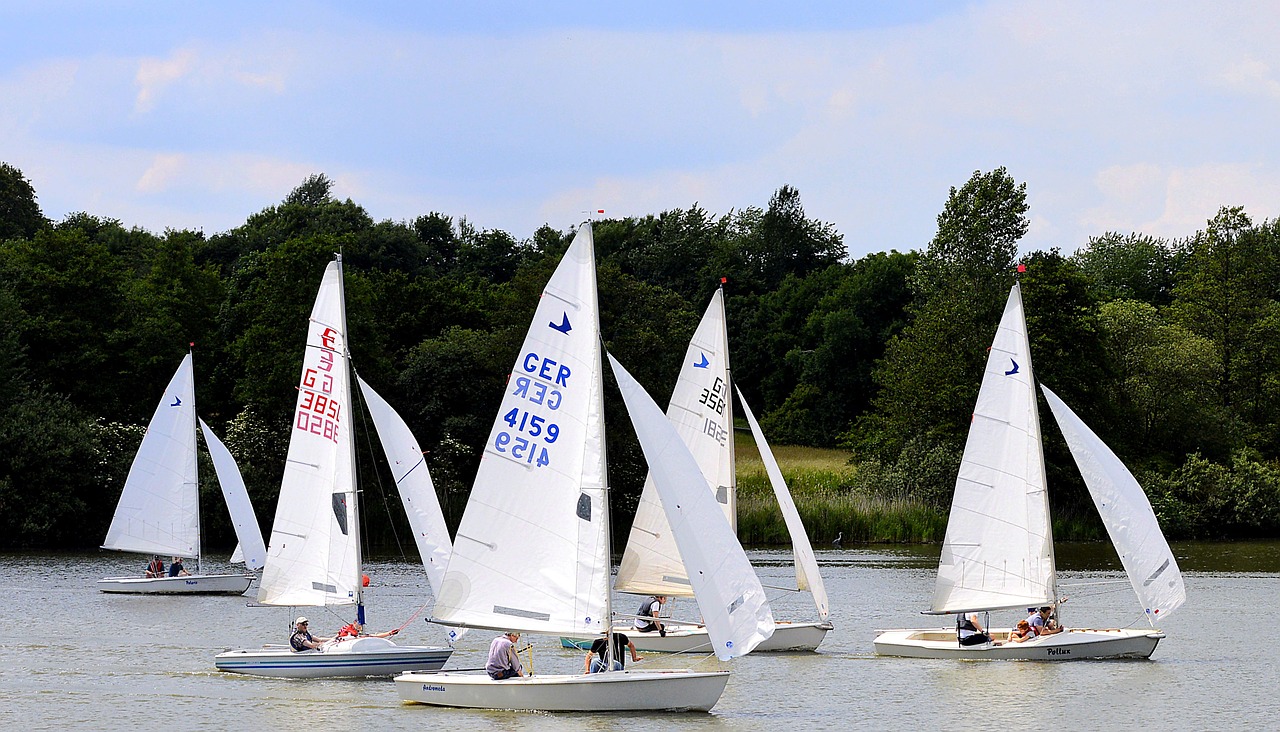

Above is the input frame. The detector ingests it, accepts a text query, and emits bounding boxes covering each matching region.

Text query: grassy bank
[734,432,947,545]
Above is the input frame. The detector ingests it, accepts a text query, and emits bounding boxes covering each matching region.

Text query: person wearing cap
[486,631,525,680]
[144,556,165,578]
[289,617,332,651]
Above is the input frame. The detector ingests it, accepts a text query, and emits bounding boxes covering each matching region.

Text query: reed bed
[734,432,947,545]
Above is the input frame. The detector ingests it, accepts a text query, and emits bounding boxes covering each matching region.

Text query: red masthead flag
[597,209,605,214]
[1016,263,1026,273]
[720,277,727,284]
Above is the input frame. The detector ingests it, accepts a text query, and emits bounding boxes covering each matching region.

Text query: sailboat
[573,288,830,653]
[98,352,264,595]
[395,223,773,712]
[873,282,1185,660]
[214,257,452,678]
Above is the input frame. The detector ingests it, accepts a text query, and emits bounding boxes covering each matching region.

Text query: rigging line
[350,370,408,563]
[392,597,435,634]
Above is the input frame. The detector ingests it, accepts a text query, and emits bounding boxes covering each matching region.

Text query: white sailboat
[873,282,1185,660]
[591,288,830,653]
[395,223,772,712]
[214,257,452,678]
[98,352,263,595]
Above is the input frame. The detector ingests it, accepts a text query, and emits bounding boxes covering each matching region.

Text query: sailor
[634,595,667,636]
[289,617,331,651]
[957,612,992,646]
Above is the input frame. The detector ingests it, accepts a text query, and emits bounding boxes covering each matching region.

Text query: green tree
[0,162,46,240]
[1073,231,1184,306]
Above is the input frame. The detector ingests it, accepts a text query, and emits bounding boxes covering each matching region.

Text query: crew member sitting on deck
[145,556,165,578]
[634,595,667,636]
[336,619,400,640]
[289,617,331,651]
[958,612,992,646]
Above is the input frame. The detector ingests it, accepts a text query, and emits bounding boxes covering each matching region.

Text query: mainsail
[432,224,610,637]
[102,353,200,559]
[258,259,361,608]
[1041,385,1186,623]
[932,282,1056,614]
[615,288,735,597]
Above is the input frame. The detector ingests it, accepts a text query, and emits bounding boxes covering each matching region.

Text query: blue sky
[4,1,1279,258]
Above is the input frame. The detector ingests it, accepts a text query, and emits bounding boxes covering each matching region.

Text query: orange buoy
[362,574,370,587]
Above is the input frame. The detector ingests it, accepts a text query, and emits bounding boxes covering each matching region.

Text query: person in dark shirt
[167,557,189,577]
[583,632,642,673]
[289,617,332,652]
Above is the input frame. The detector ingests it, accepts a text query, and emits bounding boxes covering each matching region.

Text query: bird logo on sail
[1005,359,1020,376]
[549,312,572,334]
[693,353,710,369]
[170,396,182,407]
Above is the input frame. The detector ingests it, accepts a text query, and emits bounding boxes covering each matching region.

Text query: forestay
[932,283,1056,614]
[258,259,360,608]
[102,352,200,558]
[615,288,735,597]
[735,386,829,621]
[432,224,610,637]
[200,419,266,570]
[1041,386,1186,623]
[609,354,774,659]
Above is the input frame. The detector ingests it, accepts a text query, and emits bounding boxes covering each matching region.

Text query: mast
[190,344,202,575]
[717,282,736,533]
[335,254,365,622]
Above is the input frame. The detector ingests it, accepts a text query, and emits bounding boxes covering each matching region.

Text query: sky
[4,1,1280,259]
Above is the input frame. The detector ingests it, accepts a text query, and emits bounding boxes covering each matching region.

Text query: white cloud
[135,48,196,113]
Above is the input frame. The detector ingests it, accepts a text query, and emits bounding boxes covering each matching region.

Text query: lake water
[3,542,1278,731]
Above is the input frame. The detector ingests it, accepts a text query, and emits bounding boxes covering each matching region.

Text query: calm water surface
[3,542,1278,731]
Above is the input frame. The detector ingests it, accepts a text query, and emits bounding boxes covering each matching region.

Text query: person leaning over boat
[957,613,992,646]
[336,619,400,641]
[634,595,667,636]
[1027,606,1063,636]
[289,617,332,651]
[486,631,525,680]
[583,632,642,673]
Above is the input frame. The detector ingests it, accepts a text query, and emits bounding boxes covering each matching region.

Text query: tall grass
[734,432,947,545]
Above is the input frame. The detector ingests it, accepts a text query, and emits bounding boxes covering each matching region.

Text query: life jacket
[337,623,359,639]
[290,631,312,652]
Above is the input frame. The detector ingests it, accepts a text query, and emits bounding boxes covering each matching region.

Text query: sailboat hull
[215,637,452,678]
[562,620,831,653]
[395,669,730,712]
[873,627,1164,660]
[97,574,253,595]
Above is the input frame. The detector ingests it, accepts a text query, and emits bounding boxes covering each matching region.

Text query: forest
[2,161,1279,552]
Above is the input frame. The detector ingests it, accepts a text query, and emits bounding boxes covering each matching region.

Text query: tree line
[1,162,1277,551]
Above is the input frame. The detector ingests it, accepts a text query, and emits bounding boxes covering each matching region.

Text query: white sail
[735,386,830,622]
[609,354,774,659]
[616,288,734,597]
[199,418,266,571]
[1040,386,1186,624]
[258,259,360,608]
[356,377,452,598]
[432,224,610,637]
[102,353,200,558]
[932,282,1056,614]
[230,543,244,564]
